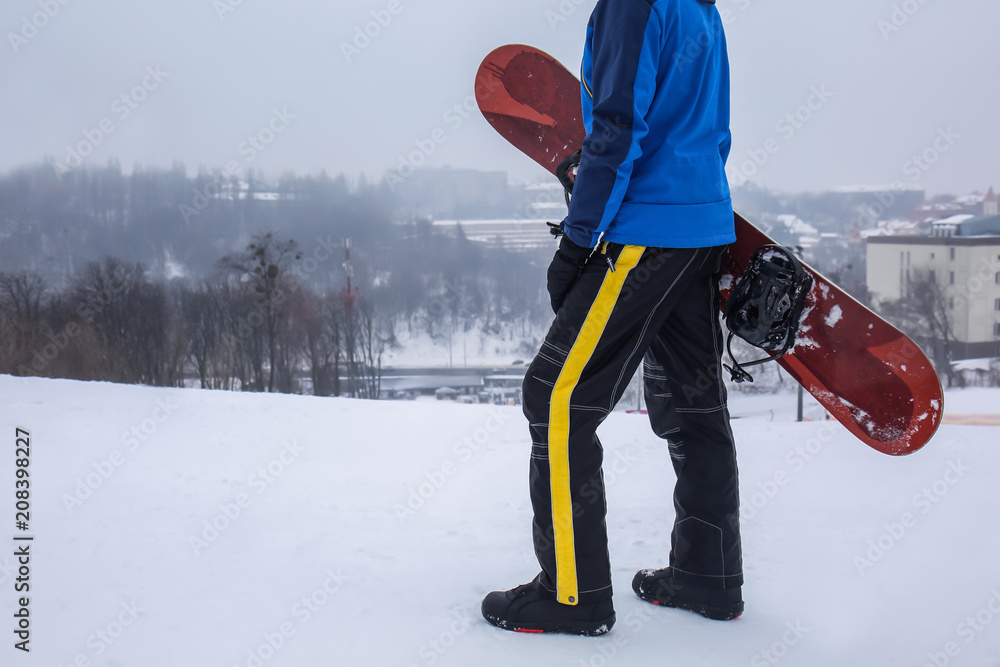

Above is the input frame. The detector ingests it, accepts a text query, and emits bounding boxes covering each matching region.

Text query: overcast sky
[2,0,997,195]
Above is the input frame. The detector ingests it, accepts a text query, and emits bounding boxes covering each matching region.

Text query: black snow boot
[632,567,744,621]
[482,575,615,636]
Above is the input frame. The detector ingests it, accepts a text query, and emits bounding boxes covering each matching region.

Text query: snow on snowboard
[474,44,943,456]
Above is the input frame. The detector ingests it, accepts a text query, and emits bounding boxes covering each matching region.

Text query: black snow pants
[522,242,743,606]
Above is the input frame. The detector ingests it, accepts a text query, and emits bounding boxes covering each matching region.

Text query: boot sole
[482,612,616,636]
[636,591,743,621]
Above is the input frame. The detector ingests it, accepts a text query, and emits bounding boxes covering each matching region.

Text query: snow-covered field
[383,325,542,369]
[2,375,999,666]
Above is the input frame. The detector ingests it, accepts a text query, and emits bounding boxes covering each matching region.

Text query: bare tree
[0,271,44,322]
[72,257,170,385]
[218,230,302,392]
[272,282,307,394]
[161,284,189,387]
[879,269,956,386]
[218,279,267,392]
[181,283,218,388]
[357,299,387,399]
[341,297,388,399]
[298,290,343,396]
[324,292,345,397]
[0,271,46,374]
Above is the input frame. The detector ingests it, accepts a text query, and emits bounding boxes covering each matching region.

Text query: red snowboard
[475,44,943,456]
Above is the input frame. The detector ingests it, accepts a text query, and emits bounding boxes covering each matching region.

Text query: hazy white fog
[2,0,997,194]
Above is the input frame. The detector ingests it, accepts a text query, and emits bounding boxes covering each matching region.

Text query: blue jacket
[563,0,735,249]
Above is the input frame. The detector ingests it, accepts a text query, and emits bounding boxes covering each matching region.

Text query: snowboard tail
[475,44,943,455]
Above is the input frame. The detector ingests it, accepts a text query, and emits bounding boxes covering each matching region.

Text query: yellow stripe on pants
[549,244,645,605]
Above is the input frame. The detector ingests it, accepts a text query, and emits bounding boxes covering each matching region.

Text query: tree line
[0,232,396,396]
[0,160,394,289]
[0,161,554,394]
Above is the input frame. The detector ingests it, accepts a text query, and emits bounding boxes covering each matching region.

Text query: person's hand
[546,235,592,313]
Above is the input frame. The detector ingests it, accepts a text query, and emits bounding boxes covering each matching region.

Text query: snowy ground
[383,325,542,369]
[2,375,1000,667]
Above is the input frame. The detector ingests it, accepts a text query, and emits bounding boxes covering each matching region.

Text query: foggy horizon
[3,0,998,198]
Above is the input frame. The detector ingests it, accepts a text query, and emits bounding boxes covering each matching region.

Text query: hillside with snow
[2,375,999,666]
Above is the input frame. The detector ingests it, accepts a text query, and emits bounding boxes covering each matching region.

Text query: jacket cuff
[560,224,595,253]
[557,234,592,264]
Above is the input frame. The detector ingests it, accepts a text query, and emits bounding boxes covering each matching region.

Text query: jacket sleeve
[562,0,662,249]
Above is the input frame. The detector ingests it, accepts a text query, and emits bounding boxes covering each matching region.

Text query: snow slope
[2,376,999,667]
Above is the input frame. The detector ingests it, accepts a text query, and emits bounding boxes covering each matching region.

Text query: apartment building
[867,190,1000,359]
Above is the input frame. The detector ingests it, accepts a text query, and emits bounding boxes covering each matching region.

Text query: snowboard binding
[723,245,812,383]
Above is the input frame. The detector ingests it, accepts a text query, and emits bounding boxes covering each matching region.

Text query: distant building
[859,218,923,238]
[984,186,998,216]
[913,190,991,220]
[432,219,555,252]
[866,191,1000,359]
[517,182,568,220]
[392,168,510,220]
[773,214,822,248]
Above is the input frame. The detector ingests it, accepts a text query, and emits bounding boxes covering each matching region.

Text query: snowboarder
[482,0,744,635]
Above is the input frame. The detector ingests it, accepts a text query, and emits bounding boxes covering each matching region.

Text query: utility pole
[797,380,804,422]
[341,237,358,315]
[340,238,360,397]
